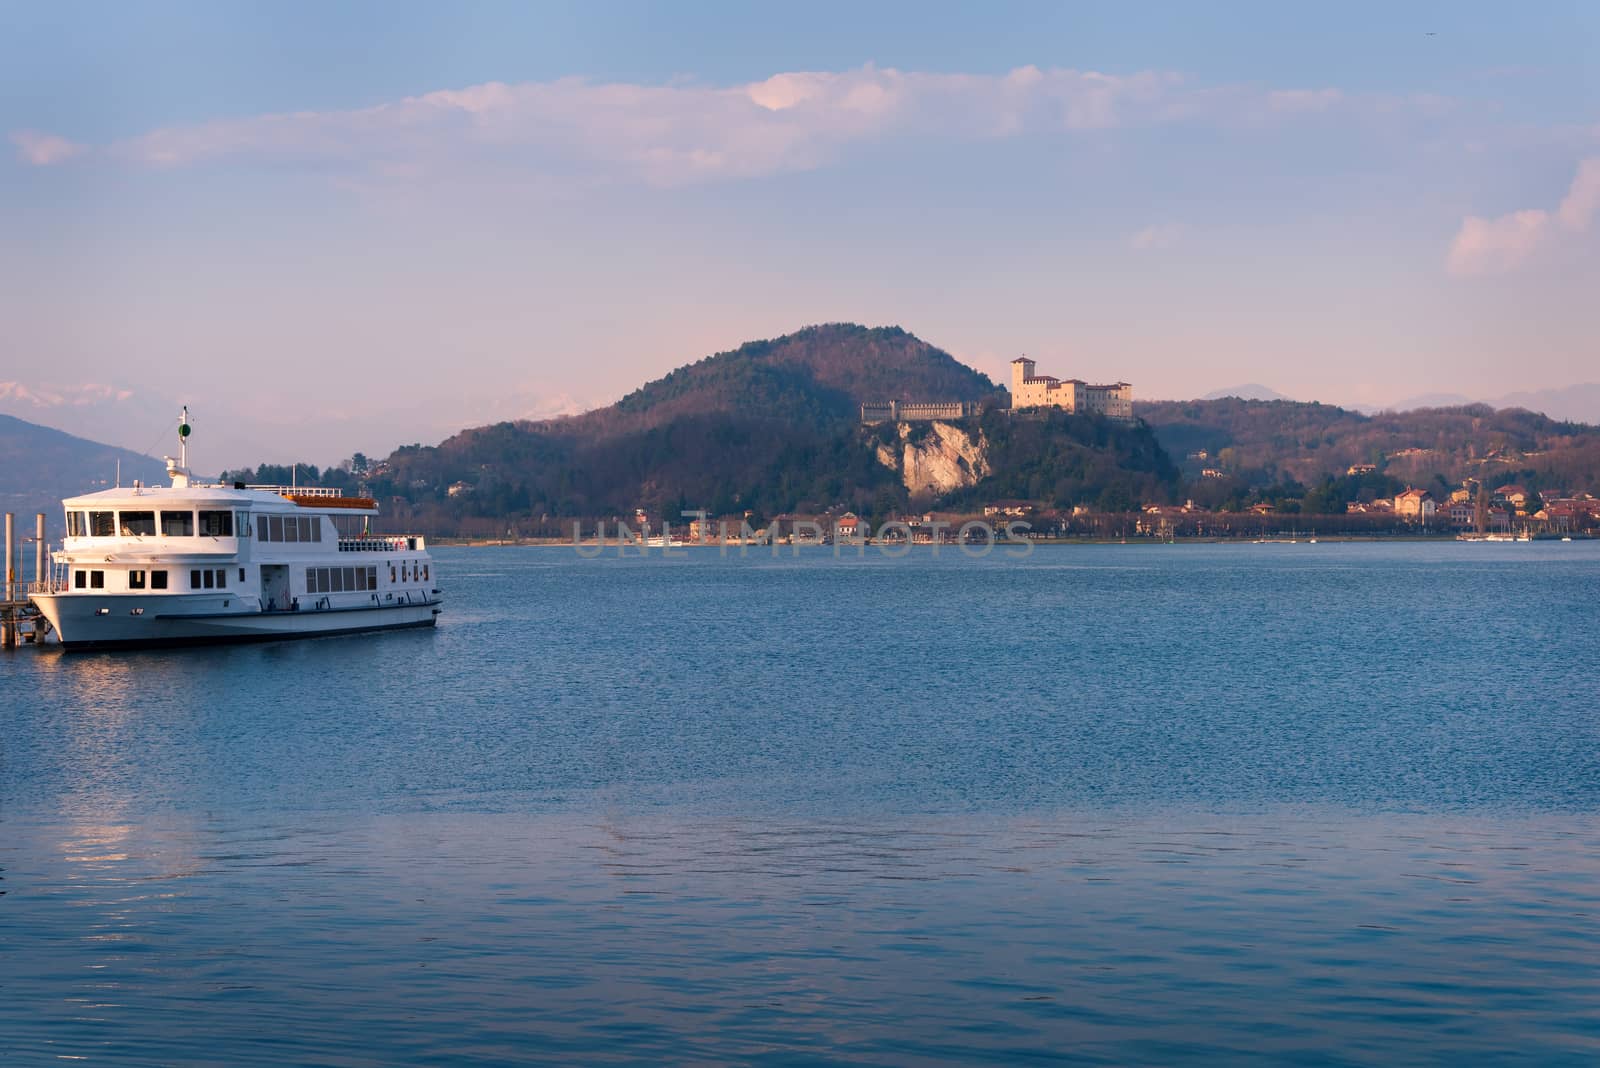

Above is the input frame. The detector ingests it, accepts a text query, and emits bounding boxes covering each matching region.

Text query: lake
[3,542,1598,1064]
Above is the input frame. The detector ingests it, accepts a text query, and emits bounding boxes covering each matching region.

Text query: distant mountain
[1379,391,1475,412]
[1376,384,1600,426]
[1201,384,1295,402]
[1492,384,1600,426]
[0,414,170,529]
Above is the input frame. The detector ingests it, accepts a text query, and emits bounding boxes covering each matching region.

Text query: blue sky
[2,2,1596,465]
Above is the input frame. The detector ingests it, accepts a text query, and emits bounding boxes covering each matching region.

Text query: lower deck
[36,593,441,650]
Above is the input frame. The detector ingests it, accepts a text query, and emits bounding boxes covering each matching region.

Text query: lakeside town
[464,473,1600,549]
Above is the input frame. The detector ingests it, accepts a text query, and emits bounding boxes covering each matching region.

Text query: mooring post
[3,512,13,649]
[36,512,47,591]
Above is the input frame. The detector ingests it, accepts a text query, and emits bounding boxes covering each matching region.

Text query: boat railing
[246,484,346,498]
[337,535,425,553]
[10,578,65,597]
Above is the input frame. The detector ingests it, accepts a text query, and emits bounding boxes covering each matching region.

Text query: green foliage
[1143,398,1600,502]
[941,409,1181,512]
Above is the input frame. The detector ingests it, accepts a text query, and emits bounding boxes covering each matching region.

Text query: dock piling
[3,512,13,648]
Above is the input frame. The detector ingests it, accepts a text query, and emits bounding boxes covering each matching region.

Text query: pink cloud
[9,129,84,165]
[1447,157,1600,276]
[1130,223,1187,251]
[3,66,1421,189]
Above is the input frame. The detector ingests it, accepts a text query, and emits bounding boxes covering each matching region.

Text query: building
[860,400,981,423]
[1394,488,1436,521]
[1347,463,1377,476]
[1009,358,1133,419]
[835,512,864,540]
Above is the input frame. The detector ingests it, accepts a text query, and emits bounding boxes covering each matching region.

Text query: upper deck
[57,482,421,557]
[62,483,378,515]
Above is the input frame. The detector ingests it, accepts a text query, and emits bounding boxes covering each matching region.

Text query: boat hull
[33,593,441,651]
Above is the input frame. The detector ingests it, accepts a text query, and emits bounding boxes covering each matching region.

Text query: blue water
[3,543,1598,1064]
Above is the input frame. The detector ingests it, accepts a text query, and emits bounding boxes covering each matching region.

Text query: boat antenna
[116,458,121,488]
[178,406,191,472]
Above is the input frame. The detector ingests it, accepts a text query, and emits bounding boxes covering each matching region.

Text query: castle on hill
[1010,357,1133,419]
[860,356,1134,423]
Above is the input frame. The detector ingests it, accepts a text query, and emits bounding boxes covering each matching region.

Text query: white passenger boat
[32,410,441,650]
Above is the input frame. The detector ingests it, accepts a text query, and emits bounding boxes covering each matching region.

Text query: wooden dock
[3,512,54,649]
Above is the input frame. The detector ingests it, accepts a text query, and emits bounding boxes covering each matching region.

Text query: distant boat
[1562,536,1573,542]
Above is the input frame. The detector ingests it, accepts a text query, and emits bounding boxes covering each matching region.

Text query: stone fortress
[861,357,1133,423]
[858,400,983,423]
[1008,357,1134,419]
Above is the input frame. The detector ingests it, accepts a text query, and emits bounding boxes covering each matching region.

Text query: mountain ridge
[0,414,171,523]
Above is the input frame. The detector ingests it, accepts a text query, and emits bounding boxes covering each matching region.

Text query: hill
[527,323,999,437]
[1138,397,1600,508]
[345,325,1169,532]
[0,414,171,525]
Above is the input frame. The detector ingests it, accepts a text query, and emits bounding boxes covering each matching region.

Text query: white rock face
[874,421,990,495]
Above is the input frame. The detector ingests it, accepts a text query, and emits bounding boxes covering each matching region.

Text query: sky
[2,1,1597,468]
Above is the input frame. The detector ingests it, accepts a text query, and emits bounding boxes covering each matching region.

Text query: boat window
[423,564,429,581]
[256,517,267,540]
[89,511,115,537]
[330,567,344,593]
[215,568,227,589]
[120,511,156,536]
[151,571,168,590]
[161,510,194,536]
[284,516,299,543]
[129,570,146,589]
[190,569,201,589]
[239,568,245,582]
[268,515,284,541]
[306,570,319,594]
[389,566,396,583]
[203,570,215,589]
[368,566,377,590]
[66,511,87,537]
[199,510,233,537]
[90,570,105,589]
[237,512,252,537]
[74,570,87,589]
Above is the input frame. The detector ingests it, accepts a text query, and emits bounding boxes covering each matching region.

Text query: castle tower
[1010,356,1034,396]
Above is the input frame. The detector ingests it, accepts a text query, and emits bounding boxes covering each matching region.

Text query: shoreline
[426,533,1592,548]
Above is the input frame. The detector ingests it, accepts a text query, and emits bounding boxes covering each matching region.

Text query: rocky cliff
[874,421,990,496]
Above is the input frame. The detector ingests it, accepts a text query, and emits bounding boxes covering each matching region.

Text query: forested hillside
[1139,399,1600,504]
[0,414,169,522]
[348,325,1169,530]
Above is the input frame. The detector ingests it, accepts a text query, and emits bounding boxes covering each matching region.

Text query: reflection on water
[4,544,1600,1063]
[3,810,1598,1065]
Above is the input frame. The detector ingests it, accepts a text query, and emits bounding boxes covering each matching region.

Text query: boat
[31,409,441,650]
